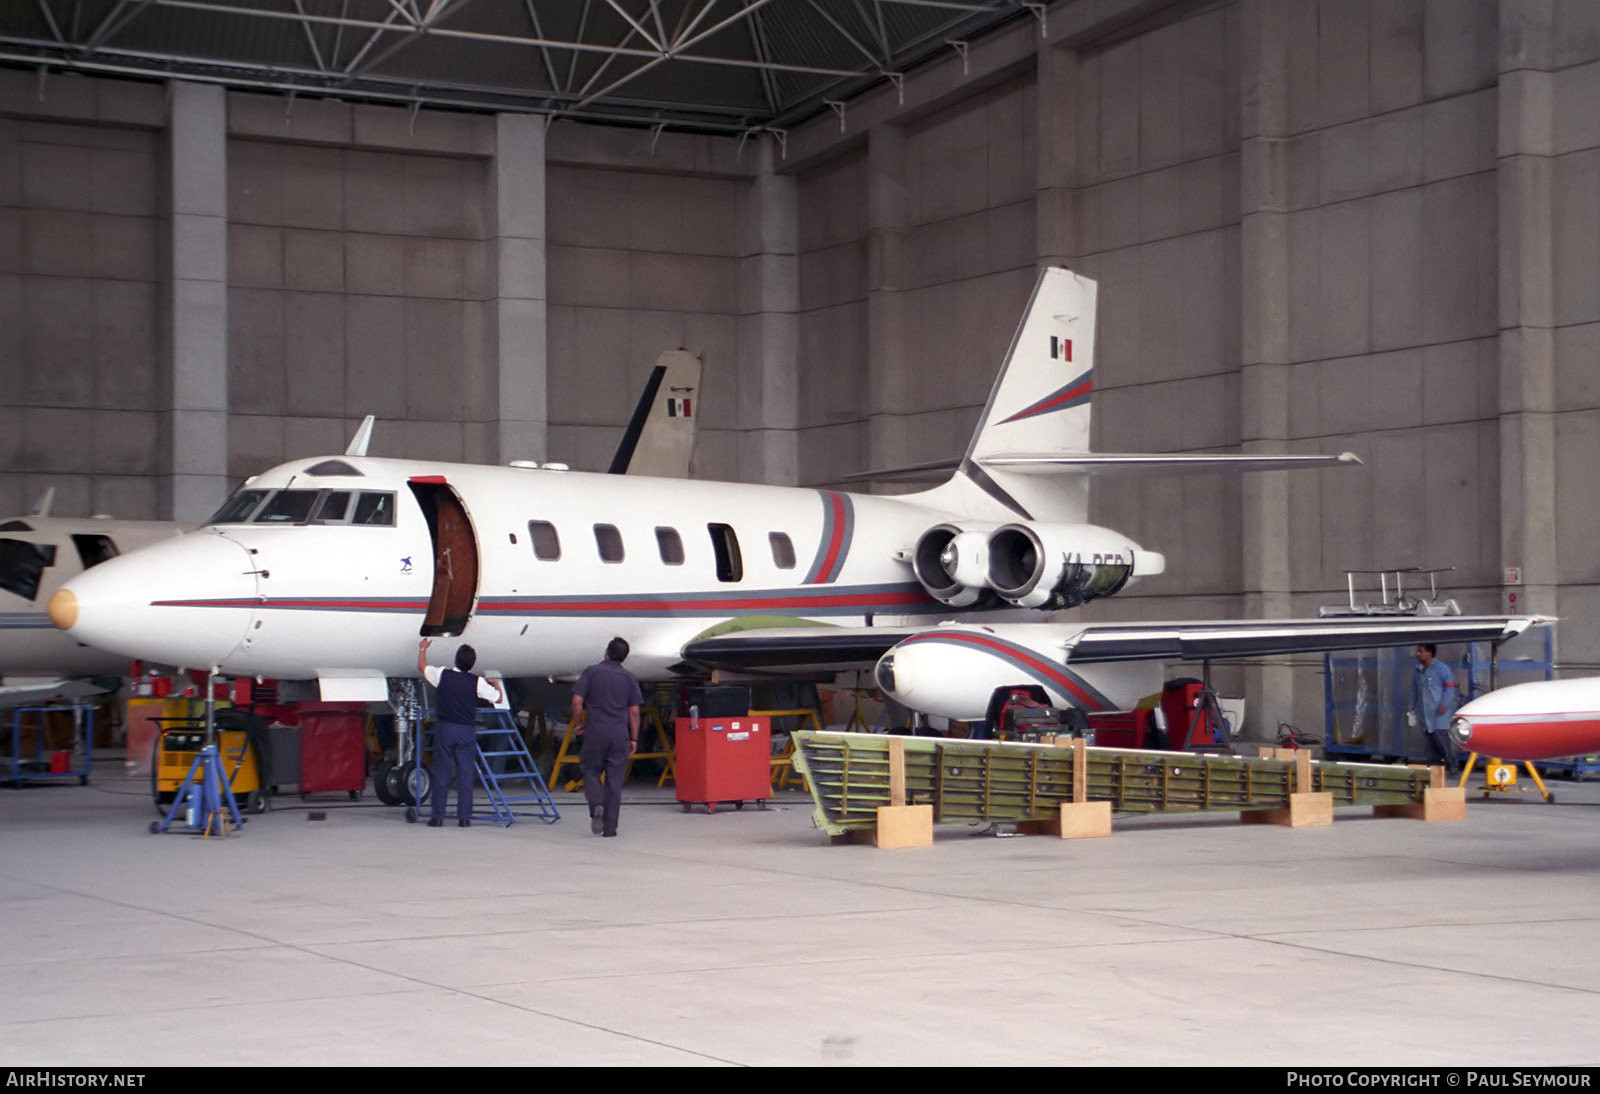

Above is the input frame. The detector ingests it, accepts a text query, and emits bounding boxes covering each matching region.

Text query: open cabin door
[408,477,480,637]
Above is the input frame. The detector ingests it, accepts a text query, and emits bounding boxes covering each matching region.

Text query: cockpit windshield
[206,489,268,525]
[206,488,397,528]
[252,490,320,523]
[0,538,56,601]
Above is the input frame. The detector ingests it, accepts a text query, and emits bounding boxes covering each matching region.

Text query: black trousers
[580,730,629,835]
[1425,728,1458,773]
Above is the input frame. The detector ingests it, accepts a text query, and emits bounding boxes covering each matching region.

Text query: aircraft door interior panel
[410,480,480,637]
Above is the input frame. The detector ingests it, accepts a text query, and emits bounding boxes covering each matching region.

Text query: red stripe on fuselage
[1462,716,1600,761]
[812,492,847,584]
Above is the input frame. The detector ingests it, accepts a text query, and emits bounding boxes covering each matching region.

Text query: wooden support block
[1071,736,1087,803]
[887,736,906,807]
[1240,791,1334,828]
[1373,786,1466,822]
[1057,800,1112,839]
[869,804,933,848]
[1294,750,1313,793]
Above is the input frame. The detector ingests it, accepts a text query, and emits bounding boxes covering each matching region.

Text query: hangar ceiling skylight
[0,0,1039,133]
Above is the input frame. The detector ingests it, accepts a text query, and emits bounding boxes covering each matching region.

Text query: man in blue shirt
[1408,644,1458,774]
[418,637,504,827]
[572,637,644,837]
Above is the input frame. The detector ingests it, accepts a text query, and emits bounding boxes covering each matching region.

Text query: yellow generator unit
[153,725,265,814]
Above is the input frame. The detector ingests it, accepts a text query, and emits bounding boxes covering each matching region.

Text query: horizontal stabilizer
[836,451,1360,485]
[979,452,1362,475]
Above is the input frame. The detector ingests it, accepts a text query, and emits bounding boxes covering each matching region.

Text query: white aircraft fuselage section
[57,455,1035,681]
[0,515,187,677]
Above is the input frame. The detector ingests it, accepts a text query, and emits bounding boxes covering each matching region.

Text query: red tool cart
[674,714,771,814]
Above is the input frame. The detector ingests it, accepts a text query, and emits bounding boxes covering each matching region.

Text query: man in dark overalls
[572,636,643,837]
[418,637,504,827]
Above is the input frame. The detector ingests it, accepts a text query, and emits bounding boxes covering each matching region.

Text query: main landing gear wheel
[373,758,402,806]
[400,766,431,807]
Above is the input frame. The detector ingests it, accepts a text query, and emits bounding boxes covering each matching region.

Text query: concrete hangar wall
[0,0,1597,714]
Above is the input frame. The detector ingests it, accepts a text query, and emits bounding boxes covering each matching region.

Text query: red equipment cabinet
[298,703,367,799]
[1160,679,1227,749]
[674,715,770,813]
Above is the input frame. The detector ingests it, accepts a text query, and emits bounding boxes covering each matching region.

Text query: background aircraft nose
[47,588,77,630]
[56,532,259,668]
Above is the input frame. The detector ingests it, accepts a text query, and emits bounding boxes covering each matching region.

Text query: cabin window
[252,490,319,524]
[708,523,743,582]
[207,489,268,525]
[0,539,55,601]
[656,527,684,565]
[594,524,624,563]
[352,492,395,526]
[528,521,561,561]
[314,492,351,523]
[769,532,796,569]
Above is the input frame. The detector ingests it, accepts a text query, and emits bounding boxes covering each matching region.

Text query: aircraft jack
[549,702,675,791]
[149,744,243,837]
[1458,752,1554,803]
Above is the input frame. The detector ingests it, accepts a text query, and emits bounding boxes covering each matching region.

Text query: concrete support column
[166,80,229,522]
[1236,0,1295,733]
[1034,37,1079,265]
[489,112,548,464]
[866,124,909,478]
[1497,0,1559,619]
[737,137,799,485]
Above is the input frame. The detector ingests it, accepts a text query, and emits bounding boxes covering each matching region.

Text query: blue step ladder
[469,710,560,826]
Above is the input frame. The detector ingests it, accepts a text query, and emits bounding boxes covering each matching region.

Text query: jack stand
[149,744,244,836]
[1458,752,1554,803]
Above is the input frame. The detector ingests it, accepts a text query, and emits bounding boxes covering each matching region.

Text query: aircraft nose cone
[58,532,258,668]
[47,588,77,631]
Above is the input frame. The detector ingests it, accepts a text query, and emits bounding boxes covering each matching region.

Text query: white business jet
[48,268,1548,718]
[0,351,698,696]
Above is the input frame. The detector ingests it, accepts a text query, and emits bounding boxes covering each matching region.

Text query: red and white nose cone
[55,531,259,670]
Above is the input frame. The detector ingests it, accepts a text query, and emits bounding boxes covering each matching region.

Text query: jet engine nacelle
[873,623,1162,722]
[911,522,997,607]
[985,522,1164,610]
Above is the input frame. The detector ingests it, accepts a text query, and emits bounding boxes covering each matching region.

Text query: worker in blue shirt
[1408,644,1458,774]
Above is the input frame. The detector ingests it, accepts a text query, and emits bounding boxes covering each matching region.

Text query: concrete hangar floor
[2,766,1598,1066]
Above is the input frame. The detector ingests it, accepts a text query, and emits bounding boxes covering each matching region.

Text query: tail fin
[608,350,702,478]
[914,267,1096,522]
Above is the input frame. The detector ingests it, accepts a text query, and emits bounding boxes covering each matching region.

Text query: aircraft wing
[1057,615,1552,663]
[681,615,1552,675]
[680,626,921,674]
